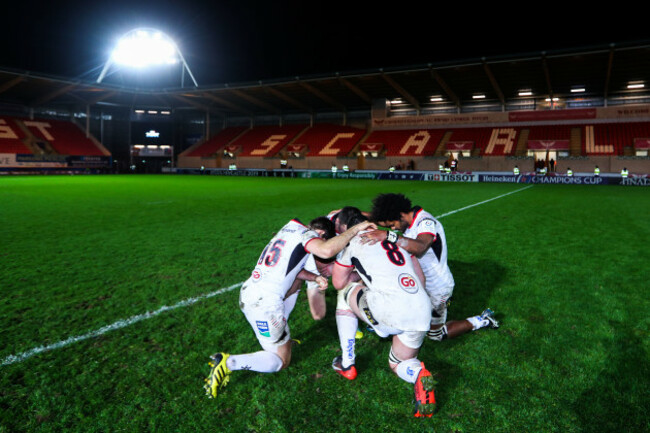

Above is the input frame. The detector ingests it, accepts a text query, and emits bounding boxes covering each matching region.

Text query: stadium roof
[1,41,649,119]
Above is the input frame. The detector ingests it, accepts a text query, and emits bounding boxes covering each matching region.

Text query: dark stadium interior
[1,2,649,178]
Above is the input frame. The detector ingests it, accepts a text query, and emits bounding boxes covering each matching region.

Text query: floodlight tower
[97,28,198,87]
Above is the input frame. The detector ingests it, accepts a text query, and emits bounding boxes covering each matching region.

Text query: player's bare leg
[271,339,293,369]
[427,309,499,341]
[389,335,436,417]
[306,287,326,320]
[428,320,471,340]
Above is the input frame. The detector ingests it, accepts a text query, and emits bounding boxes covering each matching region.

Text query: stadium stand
[173,120,650,172]
[0,117,32,154]
[185,126,248,157]
[582,122,650,156]
[234,124,307,157]
[445,127,521,156]
[6,117,108,156]
[297,123,365,157]
[42,119,106,156]
[362,129,445,157]
[526,124,573,141]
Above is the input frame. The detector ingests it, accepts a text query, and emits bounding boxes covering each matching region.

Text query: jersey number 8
[381,240,405,266]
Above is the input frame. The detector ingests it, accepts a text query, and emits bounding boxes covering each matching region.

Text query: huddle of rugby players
[204,193,499,417]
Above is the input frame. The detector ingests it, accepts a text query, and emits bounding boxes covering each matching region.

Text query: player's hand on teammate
[349,220,376,234]
[359,229,387,245]
[315,275,328,291]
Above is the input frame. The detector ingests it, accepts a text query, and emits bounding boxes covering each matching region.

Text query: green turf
[1,175,648,432]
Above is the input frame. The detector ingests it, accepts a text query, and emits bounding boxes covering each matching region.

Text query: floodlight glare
[97,27,198,87]
[111,30,178,67]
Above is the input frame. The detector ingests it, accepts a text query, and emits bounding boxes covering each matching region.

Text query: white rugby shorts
[240,301,291,352]
[357,287,427,350]
[239,283,291,352]
[426,285,454,326]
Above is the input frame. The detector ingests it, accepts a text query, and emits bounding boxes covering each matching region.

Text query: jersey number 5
[258,239,286,267]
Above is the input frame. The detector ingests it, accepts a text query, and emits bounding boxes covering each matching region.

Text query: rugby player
[362,193,499,343]
[290,207,365,321]
[204,215,375,399]
[302,207,369,331]
[331,208,437,417]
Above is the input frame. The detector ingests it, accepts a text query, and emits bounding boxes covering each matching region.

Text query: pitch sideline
[1,185,532,367]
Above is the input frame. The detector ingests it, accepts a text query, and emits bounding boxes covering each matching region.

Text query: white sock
[395,358,422,384]
[336,311,358,368]
[467,315,489,330]
[226,351,283,373]
[284,290,299,317]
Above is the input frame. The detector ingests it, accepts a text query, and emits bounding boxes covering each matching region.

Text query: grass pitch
[0,174,648,432]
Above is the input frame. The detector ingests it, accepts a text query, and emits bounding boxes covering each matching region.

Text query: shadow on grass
[294,259,506,417]
[426,259,505,413]
[447,259,505,321]
[572,325,649,433]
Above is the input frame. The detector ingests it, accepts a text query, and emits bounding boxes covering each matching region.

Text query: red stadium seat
[298,124,365,157]
[527,124,573,141]
[0,117,31,154]
[363,129,444,156]
[187,126,248,157]
[446,127,521,156]
[20,117,105,156]
[580,122,650,155]
[235,125,307,157]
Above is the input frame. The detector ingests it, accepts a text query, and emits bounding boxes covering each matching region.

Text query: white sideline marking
[435,185,533,219]
[1,185,532,367]
[1,282,243,367]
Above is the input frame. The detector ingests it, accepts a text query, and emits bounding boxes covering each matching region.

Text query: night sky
[3,1,649,87]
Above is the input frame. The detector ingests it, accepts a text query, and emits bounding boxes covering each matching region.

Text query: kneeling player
[204,216,375,399]
[363,193,499,342]
[331,208,437,417]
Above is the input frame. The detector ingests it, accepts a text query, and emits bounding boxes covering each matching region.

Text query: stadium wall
[370,104,650,128]
[176,154,649,175]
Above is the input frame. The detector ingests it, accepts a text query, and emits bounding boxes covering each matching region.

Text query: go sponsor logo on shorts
[398,273,418,294]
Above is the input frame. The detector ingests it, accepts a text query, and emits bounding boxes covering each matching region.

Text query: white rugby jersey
[403,207,455,293]
[241,219,321,305]
[336,234,431,331]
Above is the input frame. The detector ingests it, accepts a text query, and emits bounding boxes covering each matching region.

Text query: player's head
[335,206,364,232]
[370,193,412,231]
[345,209,367,228]
[309,216,336,240]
